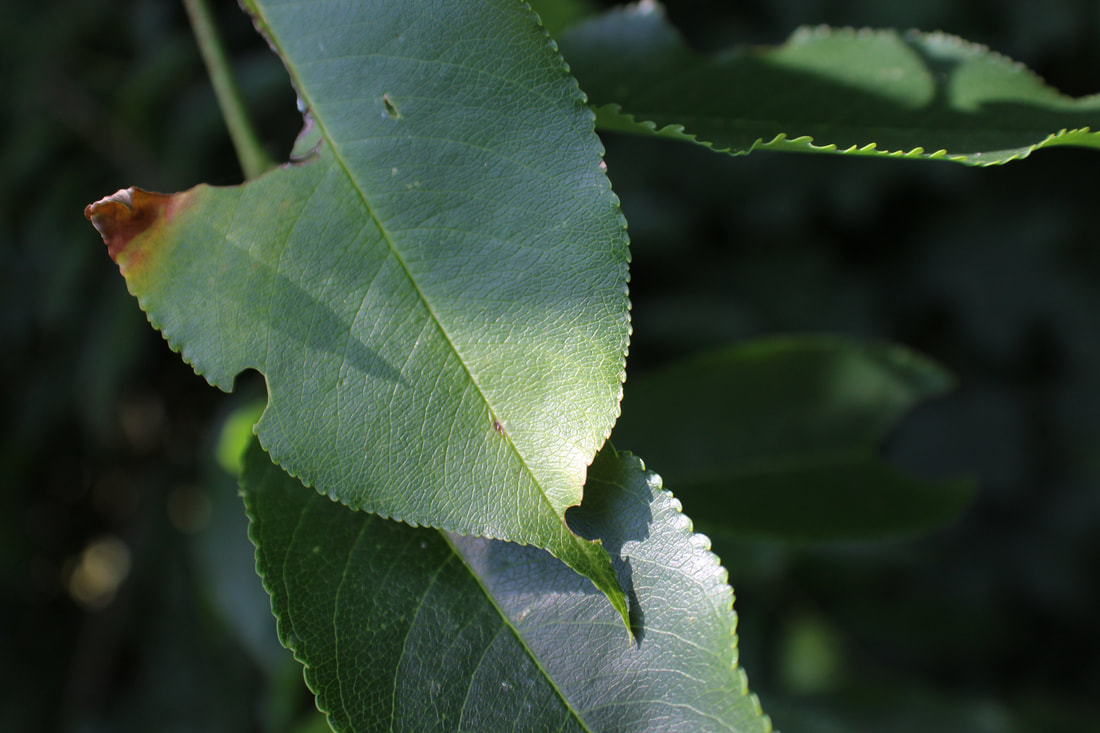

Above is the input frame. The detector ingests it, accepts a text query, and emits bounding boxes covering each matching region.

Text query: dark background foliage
[2,0,1098,730]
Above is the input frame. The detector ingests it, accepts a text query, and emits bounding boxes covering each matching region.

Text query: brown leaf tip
[84,187,176,264]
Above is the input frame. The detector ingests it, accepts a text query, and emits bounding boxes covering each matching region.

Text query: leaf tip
[84,187,188,271]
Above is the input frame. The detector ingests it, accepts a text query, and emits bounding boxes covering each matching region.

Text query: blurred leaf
[777,611,846,695]
[197,407,287,670]
[612,336,975,541]
[767,681,1030,733]
[289,711,340,733]
[214,400,264,475]
[527,0,597,37]
[561,1,1100,165]
[84,0,630,620]
[242,440,772,733]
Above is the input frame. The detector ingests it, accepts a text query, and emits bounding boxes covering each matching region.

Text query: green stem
[183,0,274,180]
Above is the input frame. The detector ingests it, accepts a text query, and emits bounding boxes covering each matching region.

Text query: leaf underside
[85,0,631,617]
[611,336,975,542]
[560,1,1100,165]
[242,440,771,733]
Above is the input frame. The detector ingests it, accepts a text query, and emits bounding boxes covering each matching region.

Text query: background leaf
[611,336,974,541]
[243,440,771,733]
[559,1,1100,165]
[84,0,631,615]
[527,0,597,38]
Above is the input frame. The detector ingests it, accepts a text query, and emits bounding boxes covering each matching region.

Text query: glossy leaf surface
[243,440,771,732]
[85,0,630,615]
[560,1,1100,165]
[611,336,974,541]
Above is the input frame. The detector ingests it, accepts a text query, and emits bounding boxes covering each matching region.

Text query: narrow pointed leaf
[84,0,630,615]
[559,1,1100,165]
[243,440,772,733]
[611,336,975,541]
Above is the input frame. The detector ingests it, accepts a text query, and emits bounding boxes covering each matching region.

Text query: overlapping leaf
[559,1,1100,165]
[611,336,974,541]
[242,439,771,732]
[84,0,630,615]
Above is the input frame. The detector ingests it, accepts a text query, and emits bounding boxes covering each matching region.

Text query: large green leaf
[559,1,1100,165]
[243,439,770,732]
[611,336,975,541]
[84,1,630,616]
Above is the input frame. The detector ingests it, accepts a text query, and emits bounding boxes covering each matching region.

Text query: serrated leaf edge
[240,460,596,733]
[621,450,773,731]
[596,101,1100,166]
[584,10,1100,166]
[227,0,633,540]
[244,446,772,732]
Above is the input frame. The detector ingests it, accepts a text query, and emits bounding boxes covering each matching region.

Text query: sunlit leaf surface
[85,0,631,615]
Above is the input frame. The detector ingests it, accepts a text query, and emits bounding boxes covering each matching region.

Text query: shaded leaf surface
[611,336,974,541]
[560,1,1100,164]
[243,440,771,733]
[85,0,630,613]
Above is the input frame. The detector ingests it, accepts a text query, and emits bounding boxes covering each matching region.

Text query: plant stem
[183,0,274,180]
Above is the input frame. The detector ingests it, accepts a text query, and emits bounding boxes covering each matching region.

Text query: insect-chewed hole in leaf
[382,93,400,118]
[213,370,267,475]
[231,367,268,396]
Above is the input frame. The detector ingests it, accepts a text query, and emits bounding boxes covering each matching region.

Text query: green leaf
[611,336,975,542]
[559,1,1100,165]
[84,0,630,617]
[243,439,772,733]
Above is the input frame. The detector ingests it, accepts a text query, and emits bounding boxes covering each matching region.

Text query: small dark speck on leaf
[493,419,505,435]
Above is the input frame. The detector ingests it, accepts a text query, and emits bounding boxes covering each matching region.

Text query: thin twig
[183,0,274,180]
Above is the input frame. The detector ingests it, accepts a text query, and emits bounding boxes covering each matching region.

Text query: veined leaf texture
[86,0,632,620]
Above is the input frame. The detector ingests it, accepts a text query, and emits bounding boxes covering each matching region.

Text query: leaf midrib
[248,1,576,531]
[440,530,596,733]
